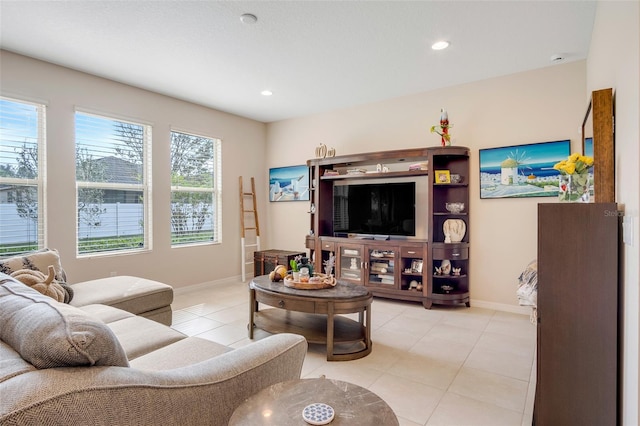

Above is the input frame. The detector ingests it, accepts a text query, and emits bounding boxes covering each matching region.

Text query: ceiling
[0,1,597,123]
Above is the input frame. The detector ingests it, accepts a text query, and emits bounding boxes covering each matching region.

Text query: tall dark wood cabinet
[535,203,619,425]
[426,147,470,309]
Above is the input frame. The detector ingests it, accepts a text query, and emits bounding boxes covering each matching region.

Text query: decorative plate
[302,403,335,425]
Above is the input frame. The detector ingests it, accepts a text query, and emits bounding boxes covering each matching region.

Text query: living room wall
[0,50,268,288]
[265,60,586,312]
[587,2,640,423]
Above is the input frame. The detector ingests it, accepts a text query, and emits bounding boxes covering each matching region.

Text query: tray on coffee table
[283,273,336,290]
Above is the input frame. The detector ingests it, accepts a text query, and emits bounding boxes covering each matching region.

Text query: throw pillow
[0,273,129,369]
[0,248,67,283]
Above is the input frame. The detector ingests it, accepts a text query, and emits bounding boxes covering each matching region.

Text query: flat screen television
[333,182,416,237]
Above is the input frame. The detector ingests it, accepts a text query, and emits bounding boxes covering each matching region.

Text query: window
[0,97,46,256]
[75,111,151,255]
[170,130,221,246]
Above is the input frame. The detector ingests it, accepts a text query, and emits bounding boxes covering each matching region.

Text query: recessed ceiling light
[261,90,273,96]
[240,13,257,24]
[431,41,450,51]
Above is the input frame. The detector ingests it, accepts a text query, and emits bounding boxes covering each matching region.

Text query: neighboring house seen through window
[75,111,151,255]
[170,130,221,246]
[0,97,46,256]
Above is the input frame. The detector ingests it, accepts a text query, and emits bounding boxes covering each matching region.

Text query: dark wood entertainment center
[306,147,470,309]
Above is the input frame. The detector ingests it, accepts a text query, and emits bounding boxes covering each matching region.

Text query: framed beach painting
[479,140,571,199]
[269,165,310,202]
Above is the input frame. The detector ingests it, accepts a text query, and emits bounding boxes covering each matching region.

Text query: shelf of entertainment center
[320,170,428,180]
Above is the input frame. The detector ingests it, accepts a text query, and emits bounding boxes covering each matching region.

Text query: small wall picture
[269,165,310,202]
[411,259,423,273]
[434,170,451,184]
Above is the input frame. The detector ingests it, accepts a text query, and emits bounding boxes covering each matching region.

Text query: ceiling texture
[0,1,597,123]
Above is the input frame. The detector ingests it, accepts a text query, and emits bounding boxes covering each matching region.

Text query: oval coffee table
[229,378,399,425]
[249,275,372,361]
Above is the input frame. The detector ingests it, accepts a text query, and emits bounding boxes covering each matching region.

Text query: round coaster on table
[302,403,335,425]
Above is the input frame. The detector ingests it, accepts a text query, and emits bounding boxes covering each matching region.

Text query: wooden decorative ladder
[239,176,260,282]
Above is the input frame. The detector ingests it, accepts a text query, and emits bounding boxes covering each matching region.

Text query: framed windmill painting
[479,140,571,199]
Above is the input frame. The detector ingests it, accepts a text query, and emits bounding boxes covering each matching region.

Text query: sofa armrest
[0,334,307,426]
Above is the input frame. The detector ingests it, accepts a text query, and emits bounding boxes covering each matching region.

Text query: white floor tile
[448,367,529,412]
[368,373,444,425]
[427,391,523,426]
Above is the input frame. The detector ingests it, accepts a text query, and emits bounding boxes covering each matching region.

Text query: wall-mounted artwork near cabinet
[269,165,310,202]
[479,139,570,199]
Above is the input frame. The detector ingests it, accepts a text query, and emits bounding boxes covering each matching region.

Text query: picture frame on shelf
[434,170,451,184]
[411,259,423,273]
[269,165,310,202]
[478,139,570,199]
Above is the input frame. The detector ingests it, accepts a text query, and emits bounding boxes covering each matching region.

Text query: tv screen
[333,182,416,237]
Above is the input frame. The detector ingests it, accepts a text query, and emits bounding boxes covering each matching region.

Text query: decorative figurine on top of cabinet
[430,108,452,147]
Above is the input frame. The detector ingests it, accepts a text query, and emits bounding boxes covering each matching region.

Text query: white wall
[0,50,267,288]
[266,60,586,310]
[587,2,640,424]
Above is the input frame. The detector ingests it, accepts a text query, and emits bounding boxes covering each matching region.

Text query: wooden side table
[228,378,399,425]
[249,275,372,361]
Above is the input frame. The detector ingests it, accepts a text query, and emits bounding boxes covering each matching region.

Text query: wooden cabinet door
[535,203,618,425]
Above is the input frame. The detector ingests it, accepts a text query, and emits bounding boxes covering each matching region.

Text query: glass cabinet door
[367,248,396,287]
[338,244,363,283]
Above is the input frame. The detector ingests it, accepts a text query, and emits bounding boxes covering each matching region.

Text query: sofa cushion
[130,337,232,371]
[78,304,136,324]
[107,315,185,360]
[69,276,173,316]
[0,248,67,283]
[0,274,129,369]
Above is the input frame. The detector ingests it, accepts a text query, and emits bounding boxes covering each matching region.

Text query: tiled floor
[171,279,536,426]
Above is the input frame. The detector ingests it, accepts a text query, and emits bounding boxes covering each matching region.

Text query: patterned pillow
[0,274,129,369]
[0,248,67,284]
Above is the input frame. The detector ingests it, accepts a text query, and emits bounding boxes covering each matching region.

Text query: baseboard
[470,299,533,316]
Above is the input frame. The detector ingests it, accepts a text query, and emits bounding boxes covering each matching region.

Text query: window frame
[74,109,152,257]
[170,128,222,247]
[0,96,47,256]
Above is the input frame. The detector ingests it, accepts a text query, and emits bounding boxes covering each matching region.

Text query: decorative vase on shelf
[558,172,590,203]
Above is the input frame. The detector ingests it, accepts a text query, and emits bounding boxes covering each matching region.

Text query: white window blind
[170,130,221,246]
[75,111,151,255]
[0,97,46,256]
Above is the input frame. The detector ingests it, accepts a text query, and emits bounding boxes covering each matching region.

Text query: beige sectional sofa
[0,265,307,425]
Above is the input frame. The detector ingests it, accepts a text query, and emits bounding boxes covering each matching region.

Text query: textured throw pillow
[0,248,67,283]
[0,248,73,302]
[0,274,129,369]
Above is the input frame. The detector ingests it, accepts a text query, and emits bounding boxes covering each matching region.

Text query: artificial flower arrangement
[553,153,594,202]
[553,153,594,175]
